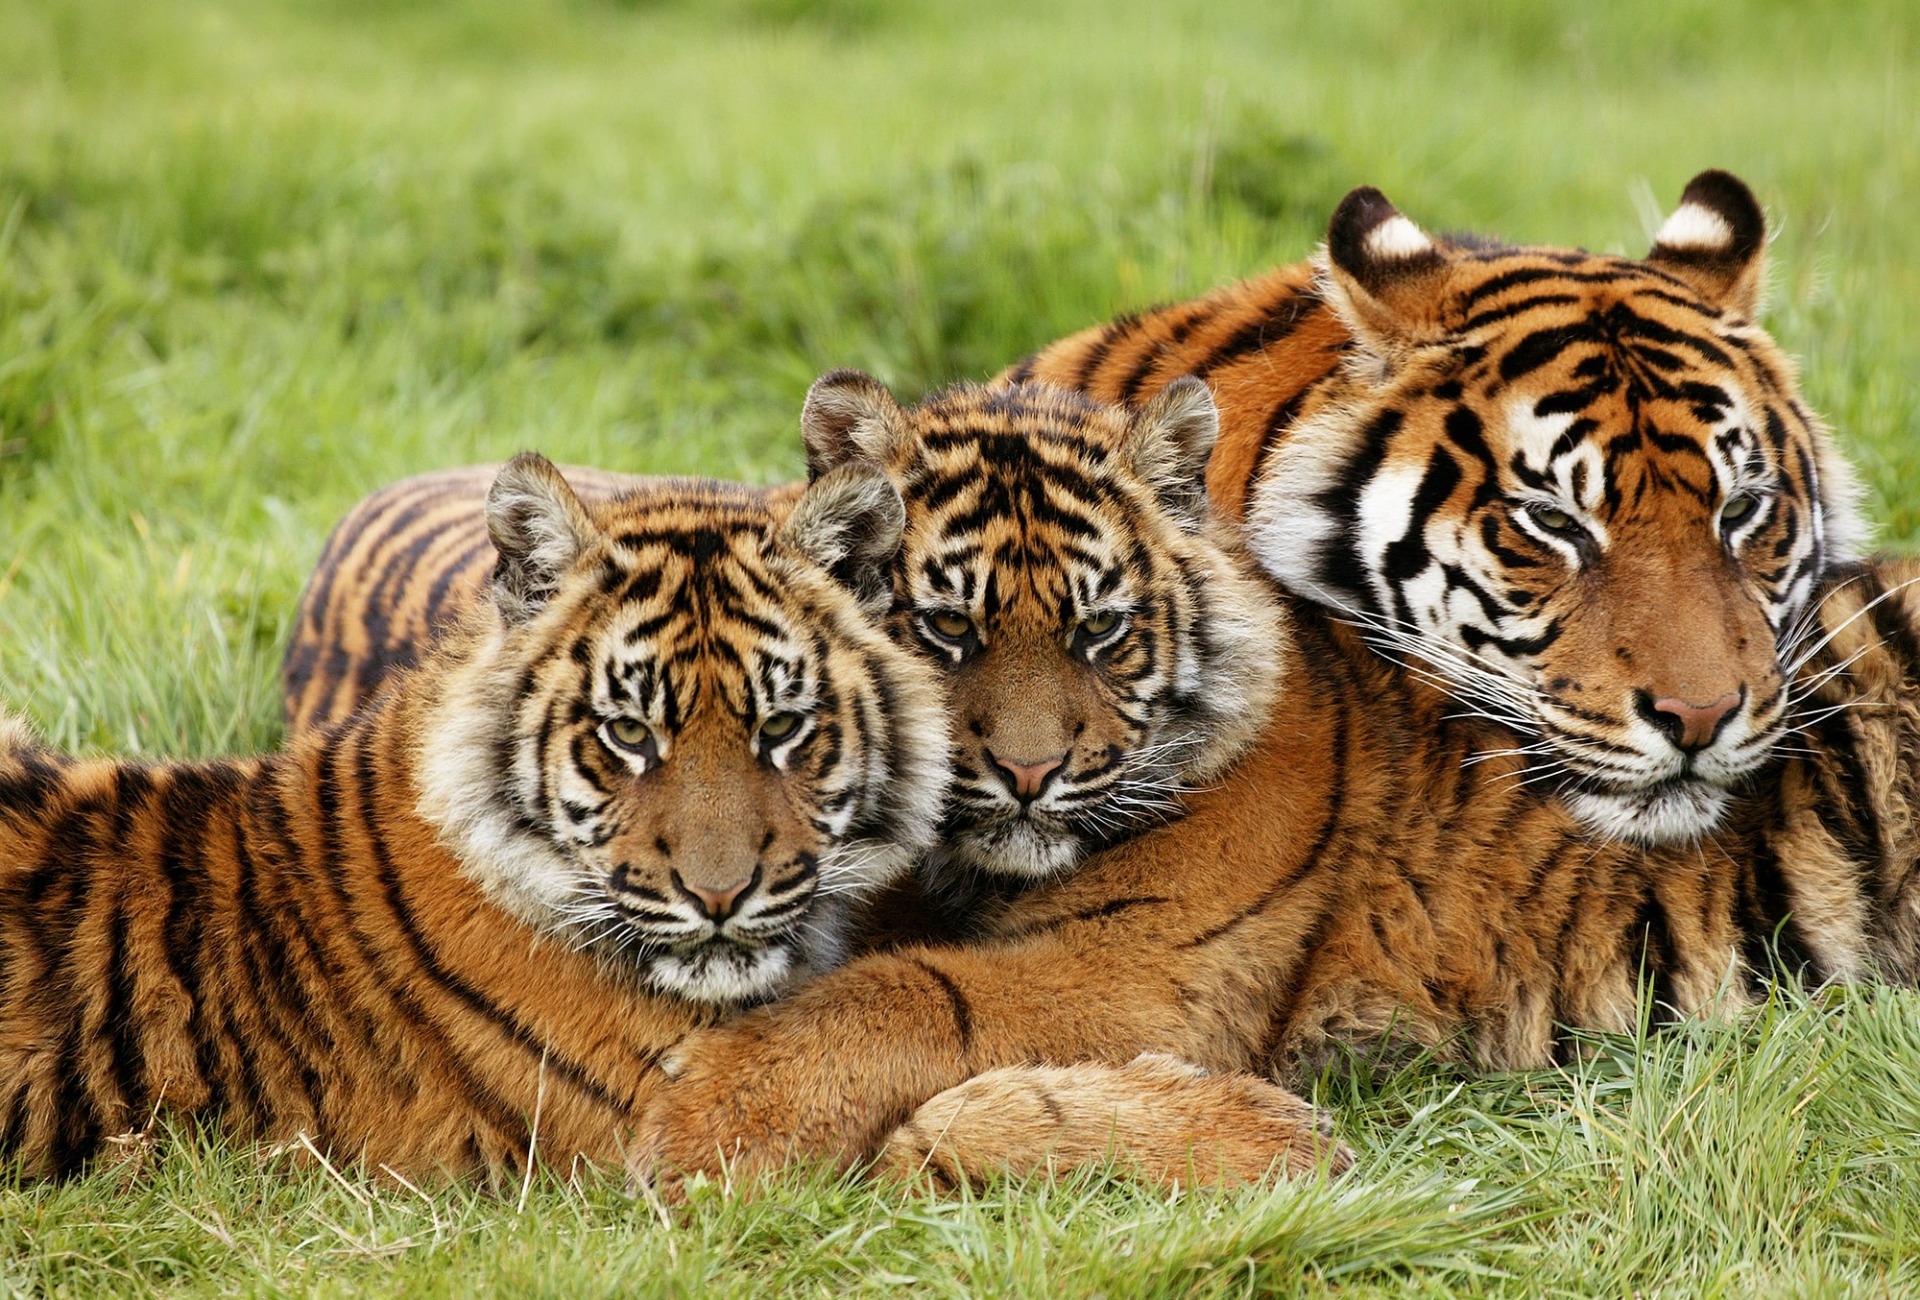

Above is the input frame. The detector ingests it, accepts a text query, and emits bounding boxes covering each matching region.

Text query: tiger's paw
[641,1014,940,1197]
[874,1054,1355,1191]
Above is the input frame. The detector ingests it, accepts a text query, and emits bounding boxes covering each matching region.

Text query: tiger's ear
[486,453,600,624]
[1317,185,1454,355]
[780,460,905,615]
[1646,170,1767,317]
[1128,377,1219,532]
[801,369,911,479]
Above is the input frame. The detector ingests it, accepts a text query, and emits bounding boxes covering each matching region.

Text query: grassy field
[3,0,1918,1293]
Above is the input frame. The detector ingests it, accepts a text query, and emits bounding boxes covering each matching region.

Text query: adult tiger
[0,458,959,1177]
[280,377,1282,893]
[640,555,1920,1188]
[1007,170,1864,846]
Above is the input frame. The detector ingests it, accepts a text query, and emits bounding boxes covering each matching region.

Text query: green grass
[6,987,1917,1296]
[2,0,1918,1293]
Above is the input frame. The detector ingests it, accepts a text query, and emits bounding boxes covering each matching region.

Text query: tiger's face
[1251,173,1864,845]
[416,457,949,1005]
[802,375,1281,882]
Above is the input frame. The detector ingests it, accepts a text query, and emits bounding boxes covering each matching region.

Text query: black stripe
[1631,890,1680,1025]
[1071,313,1142,390]
[228,812,327,1123]
[350,728,631,1115]
[1191,296,1320,378]
[1745,834,1822,984]
[909,958,974,1053]
[157,771,226,1110]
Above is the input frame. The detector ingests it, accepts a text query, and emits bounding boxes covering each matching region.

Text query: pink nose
[1643,691,1743,753]
[675,869,756,920]
[991,752,1065,802]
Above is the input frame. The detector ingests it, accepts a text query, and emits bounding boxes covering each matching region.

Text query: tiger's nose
[989,751,1066,803]
[1636,690,1744,753]
[674,867,759,921]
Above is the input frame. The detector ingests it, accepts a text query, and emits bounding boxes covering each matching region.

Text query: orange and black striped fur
[282,378,1281,896]
[0,458,956,1178]
[1007,170,1863,848]
[642,555,1920,1186]
[281,467,804,735]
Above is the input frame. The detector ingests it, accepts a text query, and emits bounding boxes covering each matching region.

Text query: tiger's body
[1008,171,1863,847]
[0,461,956,1177]
[645,556,1920,1183]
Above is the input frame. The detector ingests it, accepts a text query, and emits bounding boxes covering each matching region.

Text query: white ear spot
[1655,202,1734,252]
[1364,214,1434,261]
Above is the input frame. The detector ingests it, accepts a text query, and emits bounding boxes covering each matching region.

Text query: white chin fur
[646,943,795,1006]
[1566,781,1732,846]
[950,820,1082,881]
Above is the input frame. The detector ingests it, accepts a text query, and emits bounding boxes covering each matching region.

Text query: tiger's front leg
[640,690,1346,1190]
[639,936,1259,1189]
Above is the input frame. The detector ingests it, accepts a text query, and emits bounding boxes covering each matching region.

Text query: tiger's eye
[927,611,973,640]
[759,712,800,741]
[1525,504,1580,535]
[604,716,654,755]
[1720,494,1758,524]
[1081,612,1120,637]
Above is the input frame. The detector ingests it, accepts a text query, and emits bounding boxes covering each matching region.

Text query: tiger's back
[0,698,697,1176]
[282,467,806,733]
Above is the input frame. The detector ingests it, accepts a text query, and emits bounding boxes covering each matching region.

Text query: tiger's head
[802,374,1282,883]
[415,455,950,1005]
[1250,171,1864,845]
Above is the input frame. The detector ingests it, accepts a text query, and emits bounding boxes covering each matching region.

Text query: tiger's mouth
[1532,698,1778,845]
[1561,773,1734,846]
[638,934,800,1006]
[590,890,813,1005]
[943,805,1085,881]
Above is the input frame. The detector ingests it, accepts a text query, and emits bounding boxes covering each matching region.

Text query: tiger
[638,553,1920,1189]
[0,456,959,1177]
[1005,169,1865,848]
[279,375,1282,897]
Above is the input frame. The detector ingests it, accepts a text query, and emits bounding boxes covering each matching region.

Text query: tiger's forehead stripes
[571,531,829,734]
[897,416,1153,635]
[1397,258,1807,534]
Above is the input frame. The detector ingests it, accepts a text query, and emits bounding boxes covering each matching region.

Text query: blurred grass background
[2,0,1917,1293]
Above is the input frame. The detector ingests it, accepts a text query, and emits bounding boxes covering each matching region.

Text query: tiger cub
[796,373,1279,890]
[0,457,952,1177]
[1009,170,1863,847]
[279,378,1282,898]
